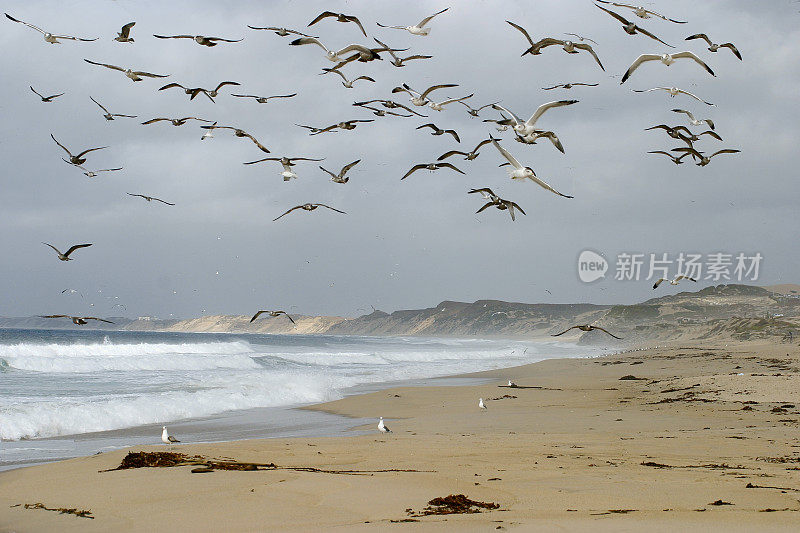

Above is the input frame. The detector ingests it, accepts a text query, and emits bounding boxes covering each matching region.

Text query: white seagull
[594,1,687,23]
[392,83,458,107]
[378,417,391,433]
[653,275,697,289]
[320,67,375,89]
[376,7,449,36]
[429,94,473,112]
[632,87,714,106]
[161,426,180,444]
[490,100,577,137]
[84,59,169,82]
[5,13,97,43]
[491,138,573,198]
[479,398,487,410]
[671,108,715,130]
[621,52,714,84]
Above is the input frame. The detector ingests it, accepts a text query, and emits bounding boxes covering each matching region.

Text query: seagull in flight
[84,59,169,82]
[308,11,367,37]
[437,139,492,161]
[401,162,465,180]
[469,188,526,221]
[670,147,740,166]
[320,67,375,89]
[594,4,674,47]
[507,22,605,70]
[416,123,460,142]
[42,242,92,261]
[75,165,123,178]
[30,86,63,102]
[594,1,687,23]
[142,116,211,126]
[653,275,697,289]
[231,93,297,104]
[392,83,458,107]
[490,100,578,137]
[114,22,136,43]
[647,150,692,165]
[491,138,573,198]
[250,310,296,324]
[90,96,136,120]
[374,38,433,67]
[200,125,270,153]
[671,109,715,129]
[621,52,714,84]
[354,99,427,117]
[552,325,622,339]
[5,13,97,43]
[127,193,175,205]
[633,86,714,105]
[39,315,113,325]
[273,203,346,221]
[542,82,598,90]
[376,7,449,35]
[153,34,242,46]
[247,25,317,38]
[564,33,598,44]
[686,33,742,60]
[245,156,324,180]
[50,134,107,165]
[319,160,360,183]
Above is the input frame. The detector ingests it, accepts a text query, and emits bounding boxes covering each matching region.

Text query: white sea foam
[0,335,592,442]
[0,341,258,372]
[1,371,349,441]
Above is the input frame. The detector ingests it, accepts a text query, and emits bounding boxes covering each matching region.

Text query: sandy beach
[2,339,799,532]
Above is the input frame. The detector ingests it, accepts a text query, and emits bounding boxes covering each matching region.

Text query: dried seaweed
[409,494,500,516]
[746,482,800,492]
[15,502,94,519]
[104,451,431,476]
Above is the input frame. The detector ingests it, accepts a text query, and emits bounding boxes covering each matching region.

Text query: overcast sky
[1,0,798,320]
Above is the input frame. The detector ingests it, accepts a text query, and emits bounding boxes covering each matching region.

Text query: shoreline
[0,337,594,472]
[2,339,799,531]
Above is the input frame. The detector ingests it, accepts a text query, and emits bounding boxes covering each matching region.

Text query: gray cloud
[1,0,797,319]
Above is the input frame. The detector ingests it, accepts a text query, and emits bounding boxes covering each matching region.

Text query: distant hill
[2,284,798,344]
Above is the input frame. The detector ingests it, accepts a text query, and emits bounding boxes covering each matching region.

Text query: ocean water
[0,328,596,468]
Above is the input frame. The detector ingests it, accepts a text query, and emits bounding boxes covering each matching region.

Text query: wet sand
[1,340,799,531]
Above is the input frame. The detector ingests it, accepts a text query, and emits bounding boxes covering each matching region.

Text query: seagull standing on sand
[479,398,487,410]
[508,380,517,387]
[162,426,180,444]
[378,417,391,433]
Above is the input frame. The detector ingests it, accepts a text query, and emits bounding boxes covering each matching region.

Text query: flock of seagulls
[12,3,743,330]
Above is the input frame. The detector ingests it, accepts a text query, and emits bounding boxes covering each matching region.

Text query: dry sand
[2,340,799,532]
